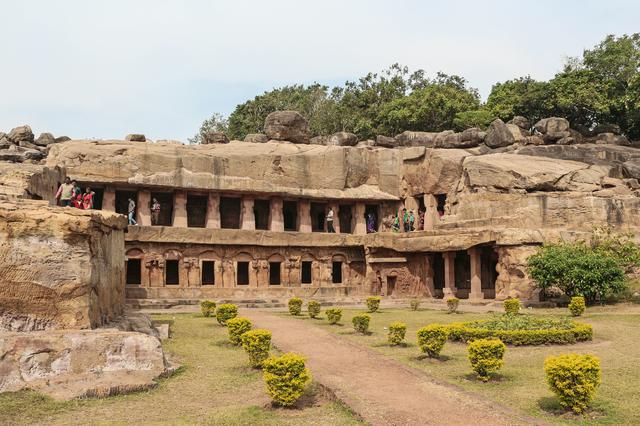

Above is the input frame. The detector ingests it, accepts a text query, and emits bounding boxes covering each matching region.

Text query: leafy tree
[188,112,229,144]
[452,109,496,131]
[485,76,550,124]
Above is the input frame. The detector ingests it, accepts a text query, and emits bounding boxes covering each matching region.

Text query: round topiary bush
[388,322,407,346]
[226,317,252,345]
[568,296,586,317]
[417,324,449,357]
[409,299,420,311]
[504,298,521,315]
[544,353,601,413]
[215,303,238,325]
[200,300,216,317]
[446,298,459,313]
[366,296,381,313]
[352,313,371,334]
[241,329,272,368]
[468,338,506,381]
[307,300,321,319]
[325,308,342,325]
[288,297,303,316]
[262,353,311,407]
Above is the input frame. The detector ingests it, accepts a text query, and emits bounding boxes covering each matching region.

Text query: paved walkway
[243,309,540,426]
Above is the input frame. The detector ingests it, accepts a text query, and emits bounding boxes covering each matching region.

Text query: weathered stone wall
[494,245,540,300]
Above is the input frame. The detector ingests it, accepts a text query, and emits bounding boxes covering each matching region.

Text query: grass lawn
[298,303,640,426]
[0,314,363,426]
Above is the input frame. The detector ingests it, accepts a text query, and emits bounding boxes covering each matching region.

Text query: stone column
[424,194,438,230]
[354,202,366,235]
[103,186,116,212]
[468,247,484,300]
[329,202,340,234]
[173,191,188,228]
[137,189,151,226]
[206,193,220,229]
[270,198,284,232]
[298,200,312,233]
[241,197,255,230]
[443,251,457,298]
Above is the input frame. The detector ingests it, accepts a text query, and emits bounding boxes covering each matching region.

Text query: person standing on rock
[55,177,74,207]
[409,210,415,231]
[326,207,335,233]
[402,208,410,232]
[128,198,137,225]
[391,215,400,232]
[151,198,161,225]
[82,187,95,210]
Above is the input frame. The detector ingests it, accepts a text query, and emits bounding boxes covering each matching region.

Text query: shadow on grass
[461,372,510,383]
[371,341,415,348]
[412,353,452,362]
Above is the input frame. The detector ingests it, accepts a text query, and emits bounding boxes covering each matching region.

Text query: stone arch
[235,251,254,262]
[301,252,318,261]
[332,253,347,262]
[163,249,182,260]
[197,249,222,260]
[125,248,144,258]
[267,253,284,262]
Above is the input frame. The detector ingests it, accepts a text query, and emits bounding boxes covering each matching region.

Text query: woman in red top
[73,193,83,208]
[82,187,95,210]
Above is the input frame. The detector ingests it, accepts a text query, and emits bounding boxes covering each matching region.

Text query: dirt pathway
[244,310,540,426]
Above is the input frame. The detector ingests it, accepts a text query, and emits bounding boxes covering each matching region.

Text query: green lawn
[299,304,640,425]
[0,314,363,426]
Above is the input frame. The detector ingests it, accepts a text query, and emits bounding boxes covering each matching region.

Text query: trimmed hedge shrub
[503,298,521,315]
[307,300,321,318]
[352,314,371,334]
[568,296,586,317]
[366,296,381,313]
[288,297,303,316]
[215,303,238,325]
[262,353,312,407]
[226,317,252,345]
[200,300,216,317]
[409,299,420,311]
[544,354,601,413]
[241,329,272,368]
[417,324,449,357]
[468,338,506,381]
[446,297,459,313]
[325,308,342,325]
[388,322,407,346]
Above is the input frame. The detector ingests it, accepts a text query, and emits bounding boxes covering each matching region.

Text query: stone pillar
[424,194,438,230]
[206,193,220,229]
[468,247,484,300]
[137,190,151,226]
[173,191,187,228]
[443,251,457,298]
[241,197,255,230]
[354,202,367,235]
[103,186,116,212]
[298,200,312,233]
[270,198,284,232]
[329,202,340,234]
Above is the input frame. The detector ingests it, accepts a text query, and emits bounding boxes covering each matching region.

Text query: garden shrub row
[447,320,593,345]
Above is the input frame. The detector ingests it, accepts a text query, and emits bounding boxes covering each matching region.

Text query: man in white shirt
[326,207,335,233]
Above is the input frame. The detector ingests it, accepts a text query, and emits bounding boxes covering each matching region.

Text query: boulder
[327,132,358,146]
[533,117,571,143]
[34,132,55,146]
[593,123,622,135]
[309,135,328,145]
[394,131,437,147]
[460,127,486,144]
[355,139,376,148]
[125,134,146,142]
[0,137,11,150]
[485,119,516,148]
[244,133,268,143]
[376,135,398,148]
[55,136,71,143]
[595,132,630,146]
[523,135,544,146]
[7,125,34,144]
[508,116,530,131]
[506,124,526,143]
[202,131,229,144]
[264,110,310,144]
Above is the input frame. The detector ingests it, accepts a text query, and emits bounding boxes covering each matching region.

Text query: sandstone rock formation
[7,125,34,144]
[202,131,229,144]
[244,133,268,143]
[485,119,516,148]
[264,110,310,144]
[327,131,358,146]
[125,134,146,142]
[34,132,56,146]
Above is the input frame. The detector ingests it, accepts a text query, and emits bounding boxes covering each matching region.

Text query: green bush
[288,297,303,316]
[352,314,371,334]
[388,322,407,346]
[241,329,272,368]
[503,298,521,315]
[417,324,449,357]
[325,308,342,325]
[409,299,420,311]
[307,300,321,318]
[200,300,216,317]
[468,338,506,381]
[262,353,312,407]
[568,296,586,317]
[544,354,601,413]
[226,317,252,345]
[446,297,459,313]
[366,296,381,313]
[215,303,238,325]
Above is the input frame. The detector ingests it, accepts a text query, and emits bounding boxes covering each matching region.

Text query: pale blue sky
[0,0,638,141]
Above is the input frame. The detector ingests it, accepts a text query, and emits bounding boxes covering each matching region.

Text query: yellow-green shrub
[446,297,459,313]
[409,299,420,311]
[288,297,303,316]
[504,298,521,315]
[366,296,381,312]
[352,313,371,334]
[200,300,216,317]
[215,303,238,325]
[388,322,407,346]
[262,353,311,407]
[568,296,586,317]
[226,317,252,345]
[241,329,272,368]
[417,324,449,357]
[468,338,506,381]
[307,300,321,318]
[325,308,342,325]
[544,354,601,413]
